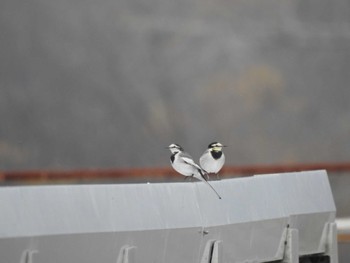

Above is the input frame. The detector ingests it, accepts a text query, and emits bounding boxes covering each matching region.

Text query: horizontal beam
[1,162,350,183]
[338,234,350,243]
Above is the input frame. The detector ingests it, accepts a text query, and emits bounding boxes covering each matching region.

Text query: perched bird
[167,143,221,199]
[200,142,226,179]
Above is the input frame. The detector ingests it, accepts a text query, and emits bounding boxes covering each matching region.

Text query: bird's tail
[198,169,222,199]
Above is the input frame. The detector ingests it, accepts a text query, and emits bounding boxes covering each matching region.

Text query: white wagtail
[199,142,226,179]
[167,143,221,199]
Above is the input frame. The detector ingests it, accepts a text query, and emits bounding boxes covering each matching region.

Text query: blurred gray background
[1,0,350,170]
[1,0,350,259]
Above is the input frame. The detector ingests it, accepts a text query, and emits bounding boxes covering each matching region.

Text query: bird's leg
[202,170,210,180]
[206,173,210,181]
[216,173,221,180]
[185,176,193,182]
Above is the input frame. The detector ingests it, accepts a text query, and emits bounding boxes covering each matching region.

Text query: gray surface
[0,171,336,263]
[339,243,350,263]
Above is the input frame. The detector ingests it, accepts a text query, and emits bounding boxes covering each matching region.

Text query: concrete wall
[0,171,337,262]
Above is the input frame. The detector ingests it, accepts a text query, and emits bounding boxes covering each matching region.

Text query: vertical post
[210,240,222,263]
[200,240,222,263]
[282,228,299,263]
[116,245,136,263]
[325,222,338,263]
[20,250,38,263]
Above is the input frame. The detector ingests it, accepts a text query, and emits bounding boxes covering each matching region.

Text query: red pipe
[1,162,350,183]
